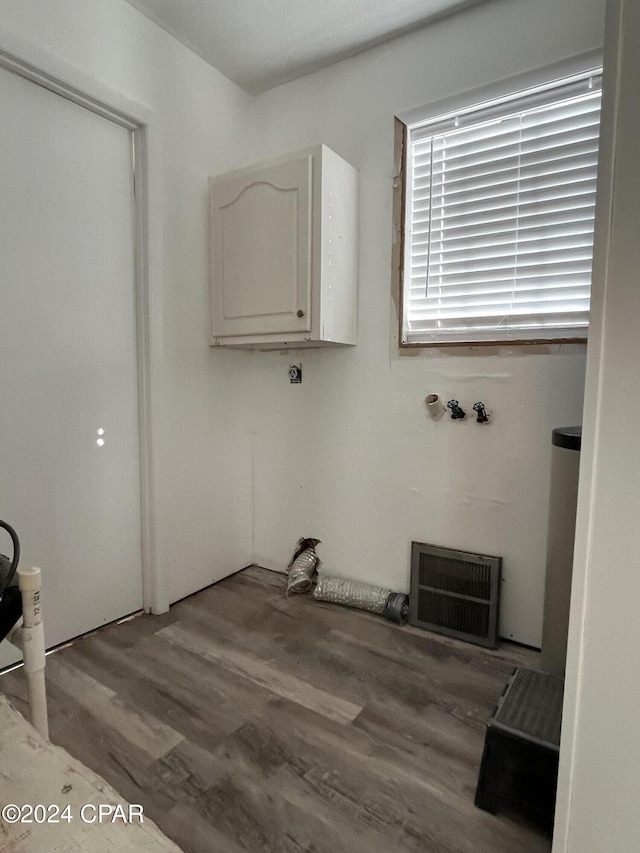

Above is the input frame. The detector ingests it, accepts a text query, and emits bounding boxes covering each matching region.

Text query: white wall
[0,0,608,645]
[554,0,640,849]
[0,0,255,607]
[248,0,606,645]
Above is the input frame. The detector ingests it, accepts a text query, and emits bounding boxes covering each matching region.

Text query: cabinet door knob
[297,309,305,318]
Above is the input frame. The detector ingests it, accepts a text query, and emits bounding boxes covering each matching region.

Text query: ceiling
[124,0,489,94]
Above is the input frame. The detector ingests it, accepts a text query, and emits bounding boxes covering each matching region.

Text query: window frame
[397,56,602,349]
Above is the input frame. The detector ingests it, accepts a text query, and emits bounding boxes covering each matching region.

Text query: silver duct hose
[314,575,391,614]
[287,537,321,595]
[286,539,410,624]
[313,575,410,624]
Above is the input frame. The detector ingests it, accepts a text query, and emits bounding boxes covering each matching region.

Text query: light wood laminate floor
[1,567,551,853]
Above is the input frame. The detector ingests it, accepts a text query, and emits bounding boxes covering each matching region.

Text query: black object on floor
[0,520,22,642]
[475,666,564,833]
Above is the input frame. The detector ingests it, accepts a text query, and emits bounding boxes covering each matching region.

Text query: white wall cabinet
[209,144,358,348]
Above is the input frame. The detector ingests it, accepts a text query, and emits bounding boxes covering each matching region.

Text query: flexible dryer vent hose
[287,537,321,595]
[314,575,390,613]
[313,575,409,624]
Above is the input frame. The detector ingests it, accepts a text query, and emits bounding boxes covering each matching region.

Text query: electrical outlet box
[289,364,302,384]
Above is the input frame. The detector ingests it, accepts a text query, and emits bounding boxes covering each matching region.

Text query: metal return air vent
[410,542,501,648]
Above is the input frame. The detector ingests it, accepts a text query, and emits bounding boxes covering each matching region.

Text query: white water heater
[541,426,581,675]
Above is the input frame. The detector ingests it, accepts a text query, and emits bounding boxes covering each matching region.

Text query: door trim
[0,45,165,615]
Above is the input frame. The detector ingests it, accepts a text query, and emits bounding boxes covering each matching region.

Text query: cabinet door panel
[211,154,312,337]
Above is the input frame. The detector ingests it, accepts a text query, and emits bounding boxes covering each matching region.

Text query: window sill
[400,336,587,350]
[397,339,587,358]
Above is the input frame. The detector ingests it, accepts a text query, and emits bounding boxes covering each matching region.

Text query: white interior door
[0,67,144,668]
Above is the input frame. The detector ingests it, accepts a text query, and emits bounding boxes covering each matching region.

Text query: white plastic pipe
[9,567,48,741]
[425,393,445,418]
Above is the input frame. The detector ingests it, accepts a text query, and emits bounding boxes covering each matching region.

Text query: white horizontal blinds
[404,72,602,343]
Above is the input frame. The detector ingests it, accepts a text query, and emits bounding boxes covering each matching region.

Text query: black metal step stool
[475,666,564,832]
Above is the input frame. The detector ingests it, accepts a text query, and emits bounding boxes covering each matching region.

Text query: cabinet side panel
[320,146,359,345]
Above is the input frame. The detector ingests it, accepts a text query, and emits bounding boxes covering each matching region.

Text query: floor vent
[410,542,501,648]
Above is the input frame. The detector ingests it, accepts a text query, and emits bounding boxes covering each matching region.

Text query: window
[402,69,602,345]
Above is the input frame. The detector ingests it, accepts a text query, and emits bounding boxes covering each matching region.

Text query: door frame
[0,38,166,615]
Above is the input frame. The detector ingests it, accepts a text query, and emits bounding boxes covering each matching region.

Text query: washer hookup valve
[447,400,466,420]
[473,402,490,423]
